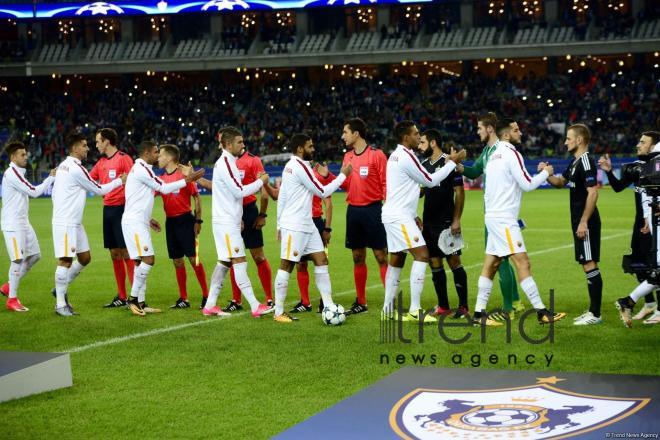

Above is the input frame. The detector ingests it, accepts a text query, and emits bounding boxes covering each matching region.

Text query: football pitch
[0,188,657,439]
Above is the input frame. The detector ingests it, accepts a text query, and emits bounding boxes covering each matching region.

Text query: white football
[322,304,346,326]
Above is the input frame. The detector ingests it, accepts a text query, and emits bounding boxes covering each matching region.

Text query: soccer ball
[322,304,346,326]
[463,408,538,427]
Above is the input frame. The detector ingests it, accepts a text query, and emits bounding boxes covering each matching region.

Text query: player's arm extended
[221,162,263,199]
[138,171,186,195]
[72,165,122,195]
[605,166,634,192]
[509,151,548,192]
[10,174,54,198]
[197,178,212,191]
[461,151,484,180]
[406,155,456,188]
[546,175,567,188]
[296,163,346,198]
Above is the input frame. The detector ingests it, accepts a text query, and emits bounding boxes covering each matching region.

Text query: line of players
[2,119,658,326]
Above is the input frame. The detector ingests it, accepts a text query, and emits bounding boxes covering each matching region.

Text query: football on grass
[322,304,346,326]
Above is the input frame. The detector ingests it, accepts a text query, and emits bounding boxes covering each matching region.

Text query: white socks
[130,262,152,302]
[233,262,260,312]
[382,265,402,313]
[409,261,428,313]
[274,269,290,316]
[205,263,229,308]
[8,261,21,299]
[520,276,546,309]
[67,260,84,283]
[630,281,658,303]
[314,265,334,309]
[20,254,40,278]
[475,276,493,313]
[55,266,69,308]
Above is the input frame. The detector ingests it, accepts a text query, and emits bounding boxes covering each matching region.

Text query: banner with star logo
[275,367,659,439]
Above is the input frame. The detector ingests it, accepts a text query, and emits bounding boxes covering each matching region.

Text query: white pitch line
[64,232,629,354]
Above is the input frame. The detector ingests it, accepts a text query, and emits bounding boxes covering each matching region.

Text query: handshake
[536,161,554,176]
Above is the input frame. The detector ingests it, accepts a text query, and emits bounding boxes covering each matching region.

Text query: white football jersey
[52,156,122,227]
[277,156,346,233]
[212,149,263,226]
[122,158,186,225]
[381,144,456,224]
[484,141,548,219]
[1,163,54,231]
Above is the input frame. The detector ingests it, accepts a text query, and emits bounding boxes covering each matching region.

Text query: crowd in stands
[0,65,657,169]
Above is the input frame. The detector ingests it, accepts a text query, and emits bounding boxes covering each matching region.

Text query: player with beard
[418,130,469,318]
[543,124,603,325]
[474,120,565,326]
[462,113,524,318]
[601,131,660,326]
[273,134,351,322]
[381,121,465,323]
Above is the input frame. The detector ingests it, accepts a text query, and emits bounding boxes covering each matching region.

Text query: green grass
[0,189,656,439]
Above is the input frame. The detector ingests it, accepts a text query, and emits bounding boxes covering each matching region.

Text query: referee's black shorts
[572,217,601,264]
[422,224,462,259]
[241,201,264,249]
[103,205,127,249]
[165,212,196,259]
[345,202,387,250]
[313,217,325,237]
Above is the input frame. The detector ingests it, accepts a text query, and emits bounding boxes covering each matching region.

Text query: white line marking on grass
[65,232,629,354]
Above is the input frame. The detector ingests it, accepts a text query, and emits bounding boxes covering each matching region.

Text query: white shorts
[52,224,90,259]
[384,220,426,253]
[122,222,154,260]
[213,223,246,262]
[485,217,527,257]
[279,228,325,263]
[3,225,40,262]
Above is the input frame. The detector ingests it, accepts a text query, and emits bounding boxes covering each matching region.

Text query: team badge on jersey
[239,170,246,179]
[390,383,649,439]
[109,169,116,179]
[359,166,369,178]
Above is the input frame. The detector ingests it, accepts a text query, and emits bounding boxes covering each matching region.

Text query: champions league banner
[0,0,434,19]
[276,367,659,439]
